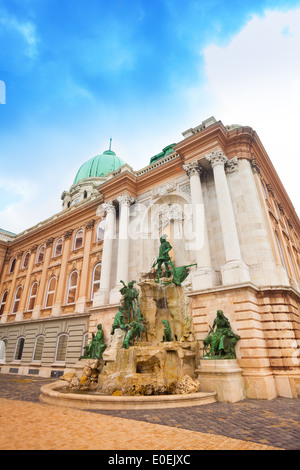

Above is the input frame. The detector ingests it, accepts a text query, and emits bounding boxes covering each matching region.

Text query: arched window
[14,337,25,361]
[96,219,106,242]
[9,257,16,273]
[55,334,68,362]
[66,270,78,304]
[0,290,8,316]
[36,245,45,263]
[12,286,22,314]
[53,238,63,257]
[45,276,56,308]
[27,282,38,312]
[73,229,84,250]
[275,231,288,273]
[22,251,30,269]
[32,335,45,362]
[91,263,101,300]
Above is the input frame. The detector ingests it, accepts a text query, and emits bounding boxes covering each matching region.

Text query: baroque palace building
[0,116,299,399]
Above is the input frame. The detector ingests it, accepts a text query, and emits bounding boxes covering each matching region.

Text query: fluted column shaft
[206,150,250,285]
[183,161,212,268]
[115,194,135,286]
[206,151,242,262]
[98,202,116,301]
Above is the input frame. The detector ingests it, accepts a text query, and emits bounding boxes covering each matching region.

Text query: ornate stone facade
[0,117,299,399]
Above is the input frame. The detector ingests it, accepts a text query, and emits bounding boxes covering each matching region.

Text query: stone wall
[190,284,300,399]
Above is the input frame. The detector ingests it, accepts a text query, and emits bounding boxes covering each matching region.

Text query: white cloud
[202,8,300,214]
[0,15,39,59]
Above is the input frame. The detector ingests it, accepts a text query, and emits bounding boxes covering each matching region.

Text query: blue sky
[0,0,300,233]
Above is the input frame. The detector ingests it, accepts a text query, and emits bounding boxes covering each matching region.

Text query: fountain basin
[39,381,217,410]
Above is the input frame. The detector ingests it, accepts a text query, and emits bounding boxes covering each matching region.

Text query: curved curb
[39,381,217,410]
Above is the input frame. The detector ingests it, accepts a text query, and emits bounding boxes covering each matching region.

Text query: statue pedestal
[196,359,246,403]
[102,329,127,362]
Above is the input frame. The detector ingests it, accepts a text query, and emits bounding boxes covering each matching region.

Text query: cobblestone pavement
[0,374,299,450]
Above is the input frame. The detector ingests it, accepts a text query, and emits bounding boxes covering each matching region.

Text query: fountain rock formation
[67,236,199,397]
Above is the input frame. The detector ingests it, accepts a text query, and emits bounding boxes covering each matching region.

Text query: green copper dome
[73,149,125,185]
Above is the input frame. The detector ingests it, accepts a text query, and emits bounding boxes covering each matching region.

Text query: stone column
[51,229,74,316]
[93,202,116,306]
[206,150,250,285]
[110,194,135,304]
[183,161,218,289]
[116,194,135,284]
[76,219,95,312]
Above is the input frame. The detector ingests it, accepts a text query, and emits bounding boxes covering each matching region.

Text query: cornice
[98,154,185,199]
[174,121,229,162]
[10,196,103,248]
[175,121,299,231]
[240,129,299,231]
[99,170,137,201]
[136,153,184,193]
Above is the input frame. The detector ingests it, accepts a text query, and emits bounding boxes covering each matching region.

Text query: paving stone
[0,374,299,450]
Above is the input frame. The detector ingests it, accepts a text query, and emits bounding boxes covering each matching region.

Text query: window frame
[53,238,63,257]
[66,270,78,305]
[55,333,68,363]
[45,276,56,309]
[14,336,25,361]
[22,251,30,269]
[27,281,38,312]
[73,229,84,250]
[9,257,16,273]
[90,263,101,300]
[0,290,8,316]
[0,337,8,363]
[32,335,45,362]
[11,286,22,314]
[36,245,46,264]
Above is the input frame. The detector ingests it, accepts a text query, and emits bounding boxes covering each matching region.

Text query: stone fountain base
[39,381,216,410]
[98,341,198,396]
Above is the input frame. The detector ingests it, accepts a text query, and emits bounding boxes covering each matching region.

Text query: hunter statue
[203,310,240,359]
[152,235,173,281]
[152,235,196,285]
[119,280,142,323]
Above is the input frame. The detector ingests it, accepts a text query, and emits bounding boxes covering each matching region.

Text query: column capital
[117,194,135,207]
[183,160,204,178]
[64,229,74,240]
[205,150,228,168]
[85,219,95,231]
[46,237,54,247]
[249,158,261,174]
[225,157,238,174]
[102,201,115,214]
